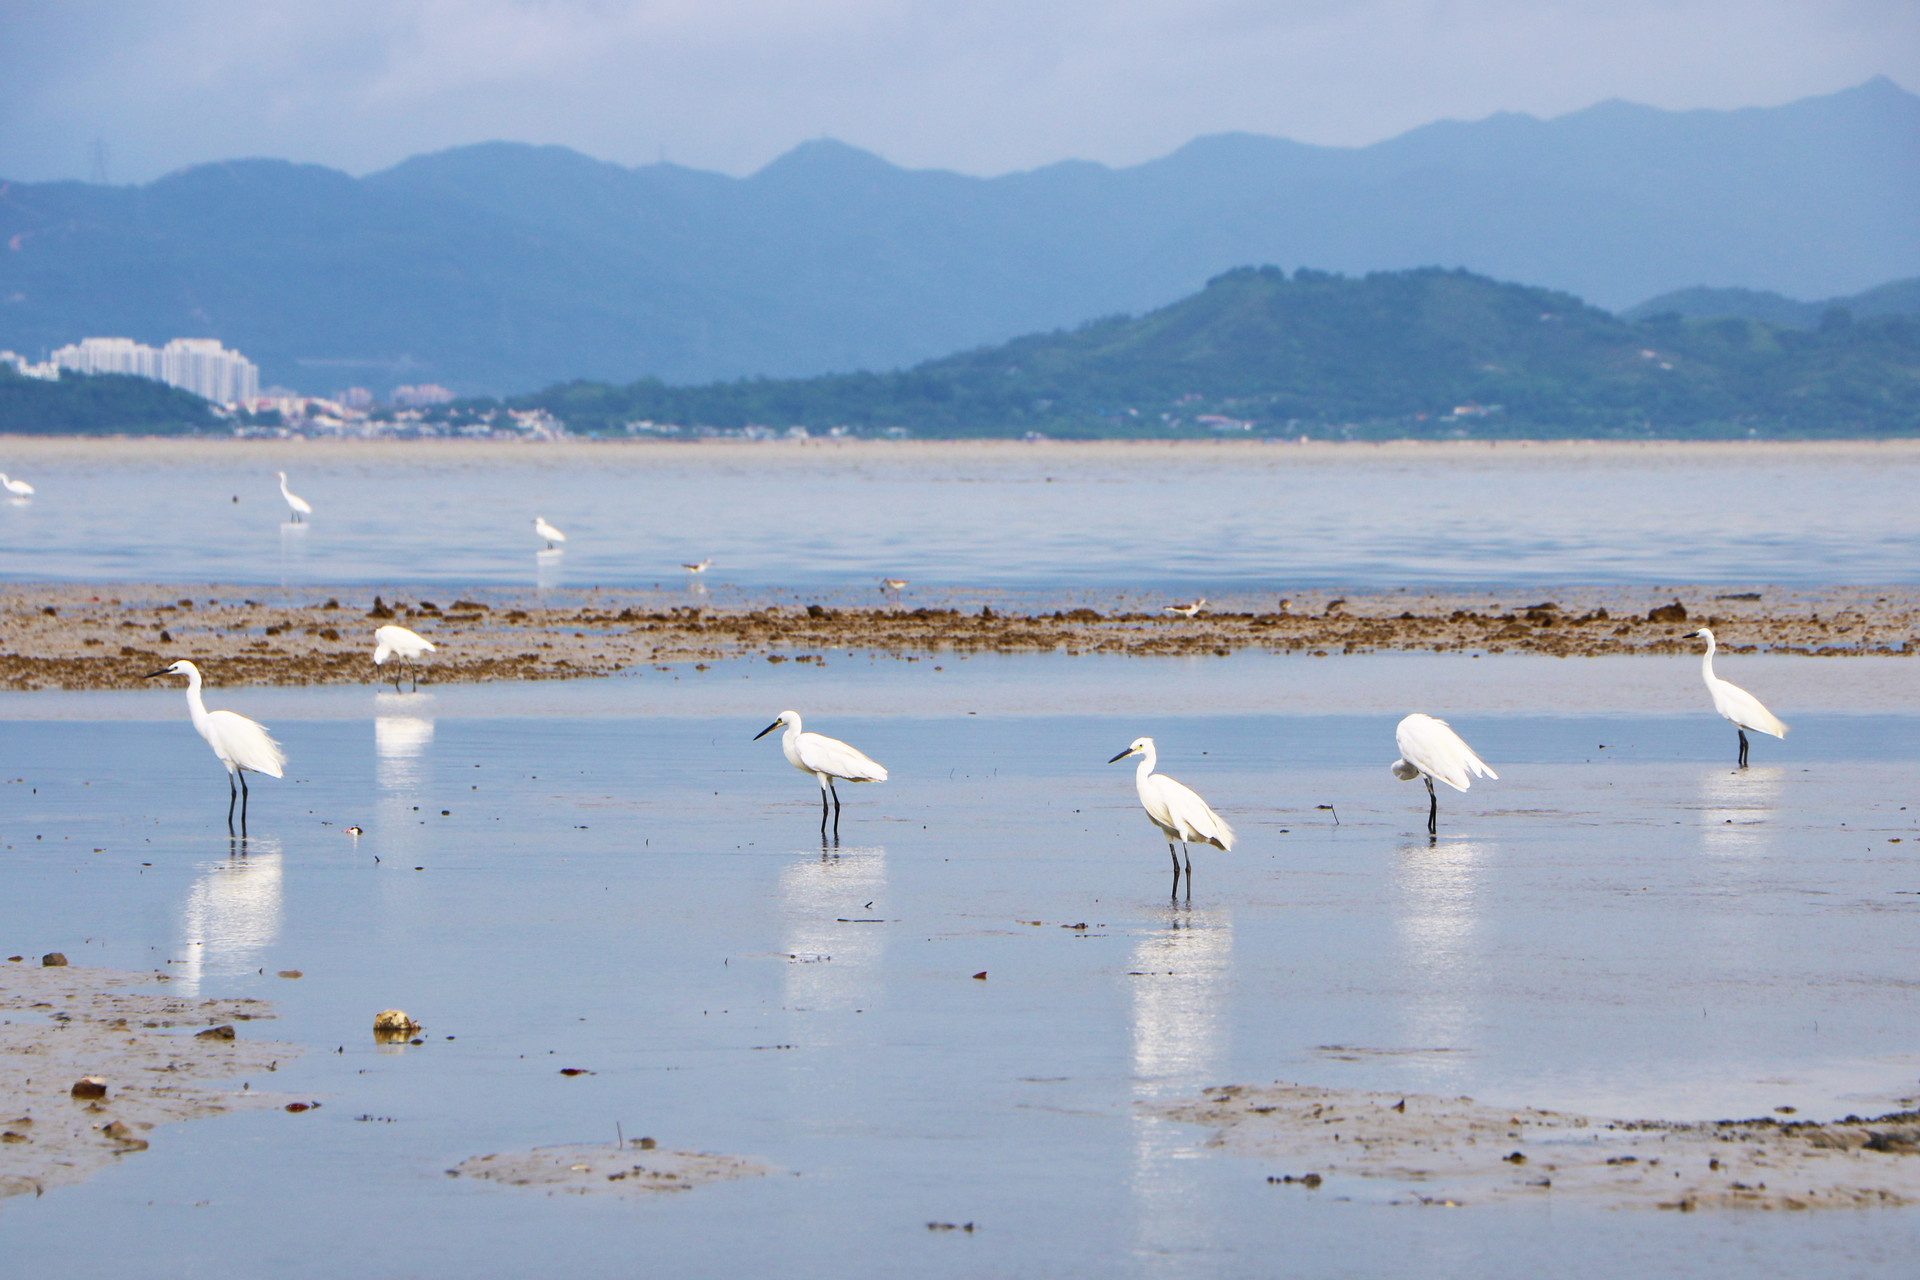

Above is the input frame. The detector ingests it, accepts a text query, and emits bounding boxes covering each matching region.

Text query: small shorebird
[533,516,566,550]
[1163,598,1207,618]
[276,471,312,522]
[144,660,286,837]
[754,710,889,842]
[1390,714,1498,837]
[372,624,436,692]
[1687,628,1787,767]
[1109,736,1234,897]
[0,472,34,498]
[879,577,909,600]
[682,558,712,574]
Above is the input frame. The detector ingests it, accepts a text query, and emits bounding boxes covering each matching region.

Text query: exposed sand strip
[1,584,1912,691]
[1156,1082,1920,1210]
[448,1141,771,1197]
[0,959,298,1201]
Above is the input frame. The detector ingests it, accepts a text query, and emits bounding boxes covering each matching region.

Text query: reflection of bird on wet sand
[178,843,284,995]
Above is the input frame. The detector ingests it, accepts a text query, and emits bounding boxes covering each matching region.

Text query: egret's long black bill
[142,669,172,679]
[753,720,782,740]
[1107,749,1133,764]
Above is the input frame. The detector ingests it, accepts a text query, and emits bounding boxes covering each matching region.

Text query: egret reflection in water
[1697,764,1785,858]
[1392,837,1493,1070]
[176,840,283,995]
[374,697,435,791]
[780,844,888,1015]
[1128,904,1234,1262]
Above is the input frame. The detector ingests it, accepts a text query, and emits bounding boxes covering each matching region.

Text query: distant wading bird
[145,660,286,836]
[1163,598,1207,618]
[754,710,888,840]
[1390,713,1497,837]
[534,516,566,550]
[0,472,34,497]
[372,625,436,691]
[682,558,711,574]
[276,471,312,522]
[1108,736,1234,896]
[1688,628,1786,767]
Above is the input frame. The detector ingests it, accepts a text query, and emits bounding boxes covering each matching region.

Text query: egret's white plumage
[534,516,566,549]
[1688,628,1786,766]
[754,709,887,838]
[0,472,34,497]
[145,659,285,834]
[1390,713,1497,836]
[275,471,311,521]
[372,624,436,691]
[1109,736,1234,892]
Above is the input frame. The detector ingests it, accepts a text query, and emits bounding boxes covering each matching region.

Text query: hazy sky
[1,1,1912,184]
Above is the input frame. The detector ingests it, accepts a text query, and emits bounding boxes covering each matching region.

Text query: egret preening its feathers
[1108,736,1234,896]
[754,710,888,841]
[275,471,311,522]
[372,625,436,691]
[145,659,286,836]
[1390,713,1497,837]
[1688,628,1786,767]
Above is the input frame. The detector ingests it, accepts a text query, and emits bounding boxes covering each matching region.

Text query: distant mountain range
[1625,277,1920,328]
[510,266,1920,439]
[1,77,1915,396]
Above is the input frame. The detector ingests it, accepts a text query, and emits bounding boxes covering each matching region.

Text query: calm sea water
[2,656,1918,1278]
[0,442,1914,592]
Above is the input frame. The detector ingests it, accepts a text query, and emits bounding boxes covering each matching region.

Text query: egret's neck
[183,670,210,733]
[1699,636,1717,684]
[1134,746,1157,786]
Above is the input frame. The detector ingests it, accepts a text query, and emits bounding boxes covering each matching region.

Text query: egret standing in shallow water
[1390,713,1497,837]
[0,472,34,498]
[754,710,888,841]
[275,471,311,523]
[534,516,566,550]
[1687,628,1787,767]
[1108,736,1234,897]
[372,624,436,691]
[145,660,286,836]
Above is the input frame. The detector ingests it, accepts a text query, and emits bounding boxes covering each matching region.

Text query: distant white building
[391,383,454,407]
[0,350,59,380]
[52,336,259,403]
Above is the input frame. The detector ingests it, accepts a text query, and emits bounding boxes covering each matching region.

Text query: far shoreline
[5,435,1920,465]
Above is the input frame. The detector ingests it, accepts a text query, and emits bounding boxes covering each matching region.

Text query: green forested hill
[508,267,1920,438]
[0,367,221,434]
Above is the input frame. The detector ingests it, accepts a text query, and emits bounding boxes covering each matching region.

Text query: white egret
[372,624,436,691]
[1390,713,1497,837]
[754,710,888,841]
[275,471,312,522]
[1164,598,1207,618]
[1108,736,1235,895]
[0,472,34,497]
[534,516,566,550]
[682,558,712,574]
[1687,628,1787,767]
[145,660,286,836]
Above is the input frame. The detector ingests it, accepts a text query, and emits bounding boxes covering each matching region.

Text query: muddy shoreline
[0,583,1912,691]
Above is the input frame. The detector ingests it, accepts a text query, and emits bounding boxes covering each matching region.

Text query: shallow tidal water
[2,652,1919,1277]
[1,440,1917,593]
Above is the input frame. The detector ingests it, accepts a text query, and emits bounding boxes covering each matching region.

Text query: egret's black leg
[1425,775,1438,836]
[1738,728,1749,769]
[828,779,843,842]
[239,771,250,838]
[1182,843,1193,899]
[819,785,830,837]
[227,774,237,834]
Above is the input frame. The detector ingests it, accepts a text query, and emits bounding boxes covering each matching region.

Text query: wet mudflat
[1,652,1918,1278]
